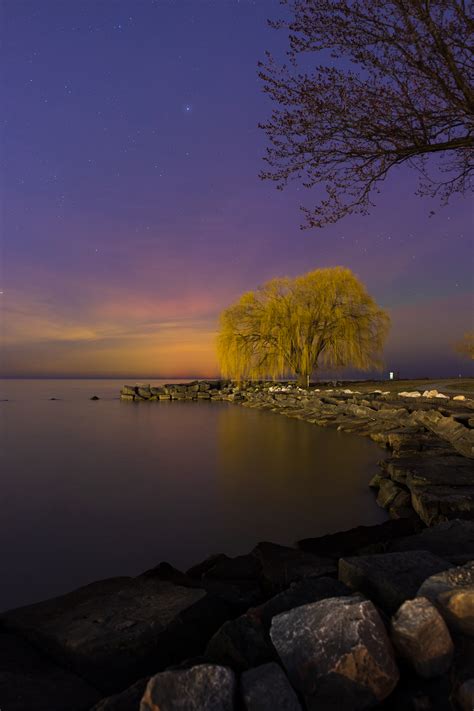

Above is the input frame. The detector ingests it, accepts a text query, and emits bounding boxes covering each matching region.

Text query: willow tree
[455,331,474,360]
[217,267,390,386]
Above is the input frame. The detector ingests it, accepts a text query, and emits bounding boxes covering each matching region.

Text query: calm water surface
[0,379,386,611]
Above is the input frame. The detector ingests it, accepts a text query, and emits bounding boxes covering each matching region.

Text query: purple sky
[1,0,473,378]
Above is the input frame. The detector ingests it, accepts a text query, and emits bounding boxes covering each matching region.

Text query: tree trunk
[297,372,310,388]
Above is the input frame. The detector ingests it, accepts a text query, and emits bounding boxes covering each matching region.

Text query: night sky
[2,0,473,379]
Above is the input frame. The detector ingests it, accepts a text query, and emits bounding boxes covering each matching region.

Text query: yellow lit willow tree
[217,267,390,387]
[455,332,474,360]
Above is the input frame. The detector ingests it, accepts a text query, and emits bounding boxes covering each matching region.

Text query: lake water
[0,379,387,612]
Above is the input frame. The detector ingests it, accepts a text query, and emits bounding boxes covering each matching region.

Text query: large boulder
[270,595,399,710]
[390,597,454,678]
[339,551,453,613]
[1,576,230,694]
[0,630,100,711]
[140,664,236,711]
[240,663,302,711]
[418,562,474,636]
[205,612,276,671]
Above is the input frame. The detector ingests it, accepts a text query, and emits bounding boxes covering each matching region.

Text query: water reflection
[0,381,386,611]
[215,404,386,550]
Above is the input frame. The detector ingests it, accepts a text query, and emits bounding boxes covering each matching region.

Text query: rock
[121,386,136,396]
[240,662,302,711]
[1,576,230,694]
[412,410,474,458]
[377,479,406,508]
[418,562,474,635]
[90,395,100,400]
[255,576,350,629]
[120,394,135,401]
[251,541,336,591]
[205,612,276,671]
[92,678,149,710]
[387,520,474,565]
[298,518,421,558]
[137,386,151,399]
[385,456,474,488]
[390,597,454,678]
[453,395,467,401]
[399,391,422,398]
[410,485,474,527]
[203,553,261,583]
[339,551,453,613]
[140,664,236,711]
[0,630,100,711]
[457,679,474,711]
[270,595,399,710]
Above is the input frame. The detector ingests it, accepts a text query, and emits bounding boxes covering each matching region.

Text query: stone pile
[120,380,474,526]
[2,520,473,710]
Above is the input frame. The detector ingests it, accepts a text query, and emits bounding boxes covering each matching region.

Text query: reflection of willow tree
[215,405,385,540]
[218,267,389,386]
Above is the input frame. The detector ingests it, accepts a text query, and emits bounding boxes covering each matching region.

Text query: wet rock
[205,612,276,671]
[90,395,100,400]
[251,541,336,592]
[270,595,399,710]
[390,597,454,678]
[418,563,474,636]
[0,630,100,711]
[386,519,474,565]
[92,678,149,710]
[140,664,236,711]
[1,576,230,694]
[457,679,474,711]
[240,662,302,711]
[339,550,452,613]
[255,576,350,629]
[298,518,420,558]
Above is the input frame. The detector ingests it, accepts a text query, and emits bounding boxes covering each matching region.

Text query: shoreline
[2,381,473,710]
[121,379,474,527]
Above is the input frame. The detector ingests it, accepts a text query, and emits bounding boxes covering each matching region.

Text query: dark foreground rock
[0,630,100,711]
[92,678,149,711]
[240,662,302,711]
[385,519,474,565]
[1,576,230,694]
[297,518,421,558]
[390,597,454,678]
[339,550,453,613]
[140,664,236,711]
[418,562,474,636]
[270,594,399,710]
[204,612,276,671]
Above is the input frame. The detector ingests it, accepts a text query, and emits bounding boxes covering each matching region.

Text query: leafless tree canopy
[259,0,474,228]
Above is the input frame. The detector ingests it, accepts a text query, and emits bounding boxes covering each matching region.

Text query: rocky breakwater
[120,381,474,527]
[2,520,474,710]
